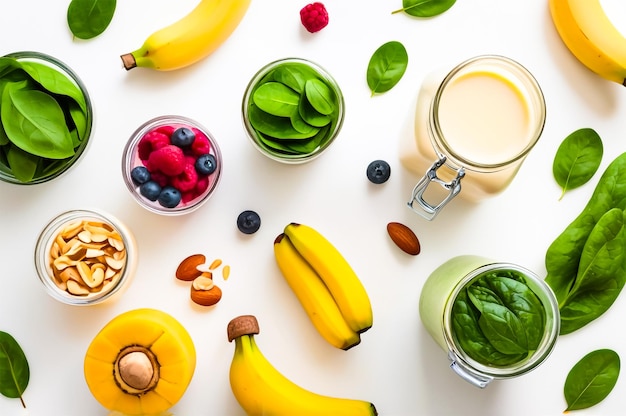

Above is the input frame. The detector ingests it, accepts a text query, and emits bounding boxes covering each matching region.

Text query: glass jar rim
[33,209,135,305]
[429,55,546,172]
[0,51,94,185]
[442,261,560,379]
[121,114,223,216]
[241,57,345,164]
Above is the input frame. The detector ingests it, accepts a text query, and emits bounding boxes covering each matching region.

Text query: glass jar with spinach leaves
[0,51,93,184]
[419,255,559,388]
[242,58,344,164]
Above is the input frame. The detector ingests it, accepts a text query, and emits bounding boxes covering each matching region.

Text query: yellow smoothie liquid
[400,57,545,203]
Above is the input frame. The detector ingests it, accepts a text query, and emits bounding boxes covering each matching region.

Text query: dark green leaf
[298,94,331,127]
[392,0,456,17]
[20,61,88,113]
[0,331,30,408]
[271,65,307,93]
[248,104,319,139]
[67,0,117,40]
[564,349,620,412]
[1,83,75,159]
[304,78,335,115]
[6,144,38,183]
[253,82,300,117]
[553,128,603,200]
[366,41,408,96]
[546,152,626,334]
[557,209,625,334]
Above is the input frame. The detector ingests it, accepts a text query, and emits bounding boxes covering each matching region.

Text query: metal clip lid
[407,156,465,220]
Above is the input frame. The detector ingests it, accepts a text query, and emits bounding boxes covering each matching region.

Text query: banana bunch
[274,223,373,350]
[84,308,196,416]
[549,0,626,86]
[121,0,251,71]
[227,315,378,416]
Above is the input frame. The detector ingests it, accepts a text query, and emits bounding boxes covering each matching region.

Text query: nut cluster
[48,219,126,296]
[176,254,229,306]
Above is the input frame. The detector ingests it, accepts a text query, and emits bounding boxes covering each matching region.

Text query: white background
[2,0,626,415]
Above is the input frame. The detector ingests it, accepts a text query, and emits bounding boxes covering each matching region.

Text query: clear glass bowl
[34,209,137,306]
[121,115,223,215]
[0,51,94,185]
[242,58,345,164]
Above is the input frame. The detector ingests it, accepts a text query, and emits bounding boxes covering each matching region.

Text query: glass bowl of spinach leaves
[0,51,93,184]
[242,58,345,164]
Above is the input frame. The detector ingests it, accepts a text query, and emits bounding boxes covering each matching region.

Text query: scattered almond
[175,254,206,281]
[190,284,222,307]
[387,222,421,256]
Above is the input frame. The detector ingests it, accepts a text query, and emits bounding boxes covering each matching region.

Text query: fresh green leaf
[6,144,38,183]
[271,66,307,93]
[451,271,545,366]
[556,208,625,334]
[553,128,603,200]
[67,0,117,40]
[564,349,620,412]
[253,82,300,117]
[0,331,30,408]
[546,152,626,335]
[304,78,335,115]
[366,41,408,96]
[248,104,319,139]
[20,61,88,113]
[392,0,456,17]
[1,83,75,159]
[298,95,331,127]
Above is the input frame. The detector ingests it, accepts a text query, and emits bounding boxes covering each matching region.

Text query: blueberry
[130,166,151,185]
[171,127,196,147]
[140,181,161,201]
[158,186,182,208]
[366,160,391,184]
[195,154,217,175]
[237,210,261,234]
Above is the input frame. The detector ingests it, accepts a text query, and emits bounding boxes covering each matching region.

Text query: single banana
[549,0,626,85]
[283,223,373,334]
[227,315,378,416]
[121,0,251,71]
[274,233,361,350]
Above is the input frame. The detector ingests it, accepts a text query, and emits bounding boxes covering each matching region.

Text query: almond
[387,222,420,256]
[176,254,206,281]
[190,284,222,306]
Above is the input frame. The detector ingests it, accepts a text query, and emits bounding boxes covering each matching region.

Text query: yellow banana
[549,0,626,85]
[121,0,251,71]
[227,315,378,416]
[274,233,361,350]
[84,308,196,416]
[283,222,373,334]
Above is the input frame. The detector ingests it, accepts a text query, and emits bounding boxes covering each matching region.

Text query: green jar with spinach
[419,255,559,388]
[0,51,93,184]
[242,58,344,164]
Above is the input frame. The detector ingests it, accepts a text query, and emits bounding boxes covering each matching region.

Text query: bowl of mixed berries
[122,115,222,215]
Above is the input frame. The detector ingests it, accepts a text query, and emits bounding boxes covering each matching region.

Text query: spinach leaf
[1,83,75,159]
[67,0,117,40]
[451,272,545,366]
[392,0,456,17]
[6,144,38,183]
[19,61,88,113]
[564,349,620,412]
[366,41,408,96]
[248,104,319,139]
[0,331,29,408]
[272,66,307,93]
[304,78,335,115]
[298,95,331,127]
[555,208,625,334]
[553,128,603,200]
[253,82,300,117]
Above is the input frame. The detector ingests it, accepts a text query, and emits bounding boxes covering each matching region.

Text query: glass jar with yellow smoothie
[419,255,559,388]
[400,55,546,219]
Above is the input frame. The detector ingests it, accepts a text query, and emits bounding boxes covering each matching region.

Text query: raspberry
[300,3,329,33]
[171,160,199,192]
[146,145,186,176]
[155,125,176,137]
[138,131,170,160]
[191,128,211,156]
[150,171,170,187]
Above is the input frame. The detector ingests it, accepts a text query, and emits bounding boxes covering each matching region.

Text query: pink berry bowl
[121,115,223,215]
